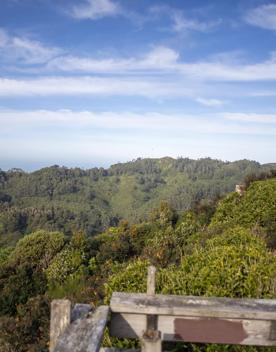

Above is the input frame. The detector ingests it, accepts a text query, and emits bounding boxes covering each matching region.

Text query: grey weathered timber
[147,266,156,296]
[71,303,92,322]
[141,266,162,352]
[53,306,109,352]
[50,300,71,352]
[141,338,161,352]
[100,349,140,352]
[110,312,276,346]
[110,293,276,346]
[110,292,276,320]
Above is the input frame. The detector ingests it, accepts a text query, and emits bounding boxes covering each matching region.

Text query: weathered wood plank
[110,292,276,320]
[71,303,92,322]
[141,338,161,352]
[147,266,156,296]
[100,349,140,352]
[53,306,109,352]
[110,313,276,346]
[50,299,71,352]
[142,266,161,352]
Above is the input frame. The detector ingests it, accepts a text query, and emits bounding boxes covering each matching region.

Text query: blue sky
[1,0,276,170]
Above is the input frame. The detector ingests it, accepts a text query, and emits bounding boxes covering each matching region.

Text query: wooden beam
[50,300,71,352]
[110,293,276,346]
[53,306,109,352]
[100,349,139,352]
[110,292,276,321]
[110,313,276,346]
[71,303,92,322]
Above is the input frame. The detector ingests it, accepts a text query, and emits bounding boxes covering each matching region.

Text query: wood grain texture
[110,292,276,320]
[50,300,71,352]
[71,303,92,322]
[53,306,109,352]
[110,313,276,346]
[110,293,276,346]
[147,266,156,296]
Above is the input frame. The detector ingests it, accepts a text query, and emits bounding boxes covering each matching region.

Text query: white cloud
[0,76,192,98]
[1,27,276,83]
[172,12,221,32]
[0,109,275,136]
[47,46,179,72]
[0,29,61,64]
[70,0,121,20]
[196,97,226,107]
[45,46,276,82]
[250,90,276,97]
[245,4,276,30]
[149,5,221,33]
[222,112,276,124]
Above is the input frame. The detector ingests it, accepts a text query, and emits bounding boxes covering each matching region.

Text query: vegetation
[0,161,275,351]
[0,157,275,246]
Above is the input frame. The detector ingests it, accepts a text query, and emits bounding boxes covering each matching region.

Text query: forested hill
[0,157,275,245]
[0,176,275,351]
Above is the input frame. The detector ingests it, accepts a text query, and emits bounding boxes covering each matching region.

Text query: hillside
[0,157,275,246]
[0,177,275,352]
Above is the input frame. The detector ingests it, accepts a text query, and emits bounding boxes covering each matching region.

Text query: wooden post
[147,266,156,296]
[50,299,71,352]
[235,184,245,196]
[53,306,109,352]
[141,266,162,352]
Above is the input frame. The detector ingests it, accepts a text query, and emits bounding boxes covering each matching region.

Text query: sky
[1,0,276,170]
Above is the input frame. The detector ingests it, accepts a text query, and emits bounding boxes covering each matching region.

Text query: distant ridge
[0,157,275,246]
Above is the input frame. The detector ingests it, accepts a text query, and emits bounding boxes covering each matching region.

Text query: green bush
[143,211,203,267]
[160,227,276,298]
[9,230,65,269]
[0,247,13,266]
[104,259,150,303]
[104,226,276,351]
[0,230,65,315]
[211,179,276,230]
[106,227,276,301]
[46,247,84,286]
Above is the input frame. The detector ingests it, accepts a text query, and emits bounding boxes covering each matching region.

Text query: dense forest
[0,172,275,351]
[0,157,275,247]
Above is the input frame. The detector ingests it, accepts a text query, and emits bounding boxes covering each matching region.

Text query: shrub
[160,227,276,299]
[9,230,65,269]
[211,179,276,230]
[104,259,149,303]
[46,247,84,286]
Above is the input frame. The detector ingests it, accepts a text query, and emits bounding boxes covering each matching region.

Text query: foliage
[211,178,276,248]
[0,295,50,352]
[0,230,64,315]
[143,210,204,267]
[0,247,13,266]
[9,230,65,268]
[1,158,274,244]
[159,227,276,298]
[0,177,276,351]
[46,247,84,286]
[104,259,150,303]
[105,227,276,301]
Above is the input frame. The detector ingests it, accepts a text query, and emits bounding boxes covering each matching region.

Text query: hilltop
[0,157,275,246]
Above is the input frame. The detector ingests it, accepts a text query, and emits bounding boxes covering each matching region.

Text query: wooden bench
[50,266,276,352]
